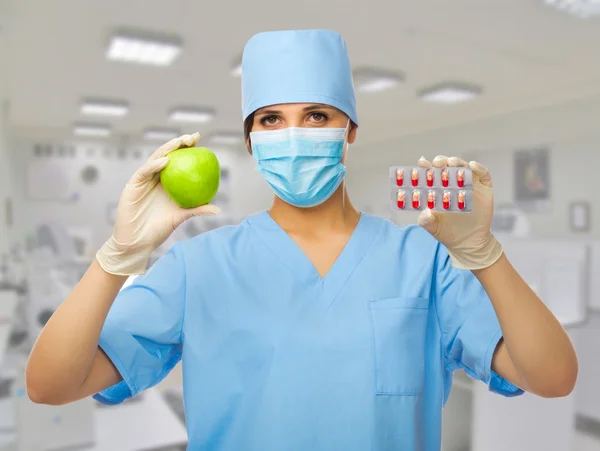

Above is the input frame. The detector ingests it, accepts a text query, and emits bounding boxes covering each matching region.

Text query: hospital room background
[0,1,599,450]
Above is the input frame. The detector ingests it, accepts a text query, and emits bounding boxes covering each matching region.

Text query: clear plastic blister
[389,166,473,213]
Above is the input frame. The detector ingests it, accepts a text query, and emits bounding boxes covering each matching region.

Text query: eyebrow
[254,109,282,116]
[302,105,335,113]
[254,105,336,116]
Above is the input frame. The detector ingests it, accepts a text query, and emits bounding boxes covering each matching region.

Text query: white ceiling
[3,0,600,146]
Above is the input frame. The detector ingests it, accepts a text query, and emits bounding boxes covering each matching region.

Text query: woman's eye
[309,113,327,122]
[261,116,280,125]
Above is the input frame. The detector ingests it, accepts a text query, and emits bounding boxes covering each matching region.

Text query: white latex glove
[417,155,503,271]
[96,133,221,276]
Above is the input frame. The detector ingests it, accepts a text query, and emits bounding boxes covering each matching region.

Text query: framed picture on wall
[514,147,551,212]
[570,202,590,233]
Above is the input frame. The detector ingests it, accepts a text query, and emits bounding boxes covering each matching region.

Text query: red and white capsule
[397,190,406,209]
[396,168,404,186]
[412,190,421,209]
[441,168,449,187]
[458,190,466,210]
[457,169,465,188]
[426,169,434,187]
[427,190,435,209]
[443,191,451,210]
[411,168,419,187]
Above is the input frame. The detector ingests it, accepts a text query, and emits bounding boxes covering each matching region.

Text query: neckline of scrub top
[247,211,382,309]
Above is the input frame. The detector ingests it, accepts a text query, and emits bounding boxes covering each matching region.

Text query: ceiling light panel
[544,0,600,18]
[418,83,481,104]
[73,124,111,137]
[106,30,183,66]
[169,107,216,123]
[353,68,404,93]
[143,128,180,141]
[81,99,129,117]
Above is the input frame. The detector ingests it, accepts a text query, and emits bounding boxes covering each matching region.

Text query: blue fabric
[93,245,185,405]
[95,213,522,450]
[250,127,347,208]
[241,29,358,124]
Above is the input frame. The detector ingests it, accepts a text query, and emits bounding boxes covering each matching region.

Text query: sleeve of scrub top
[435,245,524,398]
[93,243,186,405]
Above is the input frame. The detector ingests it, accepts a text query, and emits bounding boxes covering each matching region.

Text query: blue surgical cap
[241,29,358,125]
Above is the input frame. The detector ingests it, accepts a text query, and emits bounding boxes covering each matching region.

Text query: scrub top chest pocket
[369,296,429,396]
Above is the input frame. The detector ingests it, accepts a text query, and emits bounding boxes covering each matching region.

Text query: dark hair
[244,112,255,154]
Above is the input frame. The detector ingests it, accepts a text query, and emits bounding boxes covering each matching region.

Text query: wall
[0,101,14,256]
[346,93,600,239]
[10,93,600,246]
[0,16,14,256]
[6,131,273,392]
[7,136,271,252]
[348,143,599,239]
[8,93,600,424]
[573,312,600,422]
[343,94,600,428]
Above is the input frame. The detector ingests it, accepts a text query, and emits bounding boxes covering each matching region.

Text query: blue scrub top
[94,212,523,451]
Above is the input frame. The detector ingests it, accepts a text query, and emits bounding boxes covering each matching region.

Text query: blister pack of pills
[389,166,473,212]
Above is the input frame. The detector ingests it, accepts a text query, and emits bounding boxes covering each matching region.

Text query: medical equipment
[500,239,588,326]
[6,377,187,451]
[440,239,589,451]
[0,291,19,374]
[0,245,27,291]
[24,222,88,346]
[471,361,578,451]
[390,166,473,212]
[491,205,531,238]
[2,230,188,451]
[13,374,96,451]
[0,246,29,361]
[589,241,600,311]
[0,223,97,451]
[0,255,12,289]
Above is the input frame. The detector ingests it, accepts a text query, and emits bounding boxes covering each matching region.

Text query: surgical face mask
[250,124,349,208]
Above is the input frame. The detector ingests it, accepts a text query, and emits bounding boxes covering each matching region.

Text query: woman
[26,29,577,451]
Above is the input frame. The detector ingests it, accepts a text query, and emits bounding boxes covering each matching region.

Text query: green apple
[160,147,221,208]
